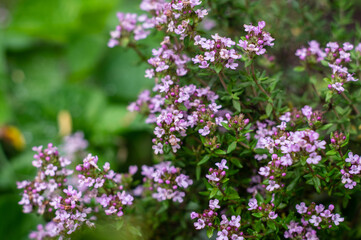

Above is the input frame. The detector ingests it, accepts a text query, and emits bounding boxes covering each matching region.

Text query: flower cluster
[284,202,344,239]
[330,131,347,150]
[191,199,244,240]
[279,105,324,128]
[192,34,242,70]
[247,198,278,220]
[295,40,326,62]
[108,12,154,47]
[18,144,96,239]
[18,144,135,239]
[238,21,274,56]
[61,131,88,161]
[144,0,207,40]
[206,159,228,185]
[76,155,135,217]
[340,151,361,189]
[255,116,326,191]
[145,36,190,79]
[140,161,193,203]
[18,144,73,214]
[327,63,357,93]
[128,77,226,154]
[191,199,220,230]
[295,41,358,93]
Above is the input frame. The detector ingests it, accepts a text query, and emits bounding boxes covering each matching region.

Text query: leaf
[214,149,226,155]
[286,173,300,192]
[232,99,241,112]
[210,188,219,198]
[252,212,263,218]
[313,176,321,193]
[227,141,237,153]
[230,158,243,168]
[267,221,276,231]
[198,155,211,165]
[196,165,201,180]
[266,103,273,117]
[319,123,333,130]
[326,149,337,156]
[207,227,214,238]
[221,122,231,130]
[215,64,223,74]
[293,66,305,72]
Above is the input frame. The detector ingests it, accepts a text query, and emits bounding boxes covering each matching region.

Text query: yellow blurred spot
[58,110,72,137]
[291,28,301,37]
[0,126,26,150]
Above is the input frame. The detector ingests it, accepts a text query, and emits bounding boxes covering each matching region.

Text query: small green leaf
[266,103,273,117]
[293,66,305,72]
[215,149,227,155]
[210,188,219,198]
[196,165,201,180]
[252,212,263,218]
[232,99,241,112]
[207,228,214,238]
[326,149,337,156]
[313,176,321,193]
[267,221,277,231]
[198,155,211,165]
[227,141,237,153]
[215,64,223,74]
[230,158,243,168]
[319,123,333,130]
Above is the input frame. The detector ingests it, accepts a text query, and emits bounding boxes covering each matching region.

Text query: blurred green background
[2,0,361,239]
[0,0,157,239]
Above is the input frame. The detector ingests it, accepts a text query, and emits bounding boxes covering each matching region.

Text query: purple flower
[45,164,57,176]
[332,213,344,225]
[306,152,321,164]
[194,218,205,230]
[199,126,211,136]
[309,215,322,226]
[296,202,307,214]
[268,211,278,219]
[215,159,229,170]
[209,199,221,210]
[152,143,164,155]
[248,198,258,210]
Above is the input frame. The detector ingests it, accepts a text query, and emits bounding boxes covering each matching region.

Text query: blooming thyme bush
[16,0,361,239]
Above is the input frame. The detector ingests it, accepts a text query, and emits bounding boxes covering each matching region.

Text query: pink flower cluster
[18,144,135,239]
[108,13,154,47]
[128,78,227,154]
[279,105,323,128]
[61,131,88,161]
[255,113,326,191]
[145,36,190,79]
[206,159,228,184]
[238,21,274,56]
[144,0,207,40]
[340,152,361,189]
[247,198,278,220]
[76,155,135,217]
[18,144,73,214]
[295,41,358,93]
[192,34,242,70]
[137,0,207,40]
[295,40,326,62]
[284,202,344,239]
[328,63,358,93]
[140,161,193,203]
[191,199,244,240]
[285,202,344,239]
